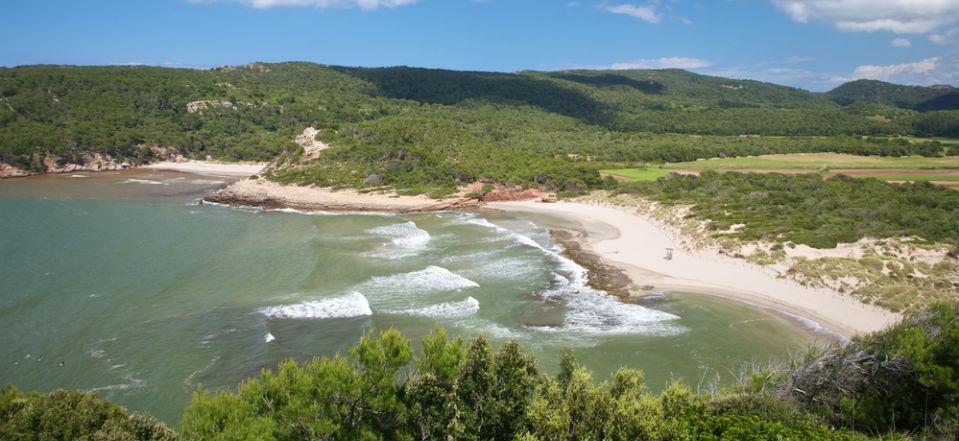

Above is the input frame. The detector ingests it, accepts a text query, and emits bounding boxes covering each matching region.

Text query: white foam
[265,333,276,343]
[365,266,479,294]
[260,292,372,320]
[777,310,847,342]
[368,221,431,257]
[393,297,480,318]
[548,291,681,335]
[463,217,548,250]
[121,178,165,185]
[269,207,394,217]
[459,256,540,281]
[69,174,88,178]
[190,179,226,185]
[472,218,681,336]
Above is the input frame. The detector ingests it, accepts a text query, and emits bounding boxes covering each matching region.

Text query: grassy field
[600,168,672,181]
[899,136,959,145]
[853,175,959,182]
[664,153,959,170]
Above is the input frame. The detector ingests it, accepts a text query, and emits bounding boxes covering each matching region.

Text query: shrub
[0,386,177,441]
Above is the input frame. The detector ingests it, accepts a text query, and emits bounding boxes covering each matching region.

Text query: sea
[0,169,831,424]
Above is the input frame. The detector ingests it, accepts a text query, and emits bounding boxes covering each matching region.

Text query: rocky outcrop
[0,162,29,178]
[41,152,130,173]
[480,187,548,202]
[186,100,236,113]
[550,229,635,299]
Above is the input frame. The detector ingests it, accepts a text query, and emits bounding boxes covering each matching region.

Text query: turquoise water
[0,171,828,424]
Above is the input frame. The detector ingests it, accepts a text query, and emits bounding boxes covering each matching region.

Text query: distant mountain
[828,79,959,111]
[541,68,834,109]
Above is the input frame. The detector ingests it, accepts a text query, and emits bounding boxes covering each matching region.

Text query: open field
[604,153,959,188]
[599,168,671,181]
[664,153,959,170]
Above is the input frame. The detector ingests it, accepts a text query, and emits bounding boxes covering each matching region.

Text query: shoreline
[203,177,480,212]
[142,160,267,177]
[1,160,267,179]
[486,200,901,338]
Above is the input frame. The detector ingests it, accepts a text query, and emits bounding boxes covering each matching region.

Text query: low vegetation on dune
[616,172,959,249]
[599,172,959,310]
[4,302,959,440]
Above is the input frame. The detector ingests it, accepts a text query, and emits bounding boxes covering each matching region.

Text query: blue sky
[1,0,957,91]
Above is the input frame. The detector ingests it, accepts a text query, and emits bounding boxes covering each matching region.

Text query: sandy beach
[204,178,478,212]
[487,200,901,338]
[143,161,267,177]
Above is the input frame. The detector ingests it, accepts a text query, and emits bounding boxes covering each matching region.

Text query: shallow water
[0,171,830,424]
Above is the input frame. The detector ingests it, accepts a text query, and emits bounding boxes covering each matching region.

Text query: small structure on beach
[665,248,674,260]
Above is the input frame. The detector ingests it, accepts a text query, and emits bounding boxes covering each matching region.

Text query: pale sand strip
[487,200,901,337]
[204,178,471,212]
[143,161,267,177]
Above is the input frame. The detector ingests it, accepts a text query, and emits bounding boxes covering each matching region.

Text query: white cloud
[609,57,712,70]
[188,0,417,10]
[604,4,661,23]
[890,38,911,47]
[827,57,957,87]
[929,28,959,45]
[850,57,941,80]
[772,0,959,34]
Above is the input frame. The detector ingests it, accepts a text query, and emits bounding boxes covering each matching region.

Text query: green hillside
[828,79,959,111]
[1,62,956,194]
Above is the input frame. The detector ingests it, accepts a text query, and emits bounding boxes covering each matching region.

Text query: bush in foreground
[0,386,177,441]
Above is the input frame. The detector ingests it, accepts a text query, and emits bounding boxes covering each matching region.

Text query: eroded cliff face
[0,162,29,178]
[2,153,131,178]
[0,146,192,178]
[41,152,131,173]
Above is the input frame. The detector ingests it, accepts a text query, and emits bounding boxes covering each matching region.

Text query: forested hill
[1,62,956,192]
[828,79,959,111]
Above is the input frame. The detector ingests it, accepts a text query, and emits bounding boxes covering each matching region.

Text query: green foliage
[0,386,177,441]
[828,79,959,112]
[617,171,959,248]
[784,302,959,439]
[914,111,959,137]
[174,327,899,441]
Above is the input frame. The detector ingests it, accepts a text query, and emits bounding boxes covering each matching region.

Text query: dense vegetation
[0,386,176,441]
[781,302,959,438]
[5,302,959,440]
[2,63,956,193]
[616,171,959,249]
[828,80,959,112]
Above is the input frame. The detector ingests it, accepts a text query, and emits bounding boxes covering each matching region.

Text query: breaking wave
[368,221,431,257]
[392,297,480,318]
[189,179,226,185]
[364,266,479,295]
[121,179,164,185]
[259,292,372,320]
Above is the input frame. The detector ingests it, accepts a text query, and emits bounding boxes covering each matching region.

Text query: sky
[1,0,957,91]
